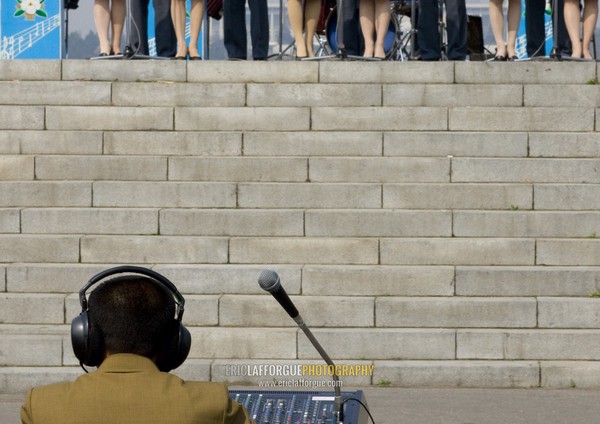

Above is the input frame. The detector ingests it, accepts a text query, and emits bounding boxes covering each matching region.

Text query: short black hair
[88,275,176,358]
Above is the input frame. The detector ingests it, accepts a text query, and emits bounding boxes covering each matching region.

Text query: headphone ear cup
[71,311,105,368]
[156,321,191,372]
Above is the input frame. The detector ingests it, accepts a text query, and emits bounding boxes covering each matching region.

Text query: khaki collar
[98,353,160,373]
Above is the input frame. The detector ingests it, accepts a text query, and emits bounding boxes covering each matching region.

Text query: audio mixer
[229,389,369,424]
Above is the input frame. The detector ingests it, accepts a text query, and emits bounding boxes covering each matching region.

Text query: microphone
[258,270,344,424]
[258,269,300,322]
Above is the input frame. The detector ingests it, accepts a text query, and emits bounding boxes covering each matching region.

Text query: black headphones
[71,266,191,372]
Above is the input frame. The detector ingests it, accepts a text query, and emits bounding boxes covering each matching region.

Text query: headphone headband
[79,266,185,321]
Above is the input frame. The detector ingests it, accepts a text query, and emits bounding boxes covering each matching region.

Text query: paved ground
[4,387,600,423]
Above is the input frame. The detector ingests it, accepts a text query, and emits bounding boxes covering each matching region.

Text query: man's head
[71,266,192,372]
[88,275,177,359]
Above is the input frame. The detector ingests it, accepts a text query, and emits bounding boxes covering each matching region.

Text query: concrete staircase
[1,59,600,393]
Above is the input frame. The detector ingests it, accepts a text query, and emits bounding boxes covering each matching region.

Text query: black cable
[342,397,376,424]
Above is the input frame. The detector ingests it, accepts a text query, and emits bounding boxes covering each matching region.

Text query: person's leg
[445,0,468,60]
[130,0,150,55]
[224,0,248,58]
[417,0,441,59]
[171,0,188,57]
[581,0,597,58]
[340,0,362,55]
[94,0,112,54]
[360,0,376,57]
[188,0,203,58]
[489,0,507,57]
[373,0,390,58]
[110,0,126,54]
[564,0,582,57]
[304,0,321,56]
[525,0,545,57]
[506,0,521,57]
[154,0,177,57]
[555,0,572,55]
[288,0,308,57]
[249,0,270,59]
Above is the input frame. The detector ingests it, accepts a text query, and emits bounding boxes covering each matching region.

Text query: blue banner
[1,0,62,59]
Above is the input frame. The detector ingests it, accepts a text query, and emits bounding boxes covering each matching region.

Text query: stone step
[1,59,599,391]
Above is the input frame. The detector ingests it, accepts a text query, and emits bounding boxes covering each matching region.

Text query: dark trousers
[130,0,177,57]
[417,0,468,60]
[223,0,269,59]
[338,0,363,55]
[525,0,571,57]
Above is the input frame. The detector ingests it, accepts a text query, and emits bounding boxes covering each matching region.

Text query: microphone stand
[258,270,344,423]
[293,315,343,423]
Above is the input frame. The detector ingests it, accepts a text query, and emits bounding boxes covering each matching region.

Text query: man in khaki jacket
[20,271,250,424]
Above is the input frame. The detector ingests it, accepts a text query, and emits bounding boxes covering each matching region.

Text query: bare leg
[189,0,204,57]
[506,0,521,57]
[171,0,188,58]
[374,0,390,58]
[94,0,111,54]
[288,0,307,57]
[304,0,320,56]
[110,0,126,54]
[581,0,598,58]
[489,0,507,57]
[360,0,375,57]
[564,0,582,57]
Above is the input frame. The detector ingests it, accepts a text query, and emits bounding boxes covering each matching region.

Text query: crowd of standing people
[92,0,597,60]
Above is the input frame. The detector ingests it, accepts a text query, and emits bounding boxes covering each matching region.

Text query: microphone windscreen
[258,269,280,292]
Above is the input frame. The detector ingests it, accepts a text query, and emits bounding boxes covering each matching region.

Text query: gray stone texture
[80,236,229,264]
[243,132,382,156]
[0,131,103,155]
[383,183,532,210]
[529,133,600,158]
[237,183,382,208]
[457,330,600,360]
[305,210,451,236]
[103,131,242,156]
[297,329,456,360]
[453,211,600,238]
[377,297,537,328]
[159,209,304,236]
[0,81,110,105]
[302,265,455,296]
[93,182,236,208]
[112,82,245,107]
[1,60,600,392]
[380,238,535,265]
[61,60,187,82]
[0,182,91,207]
[534,184,600,210]
[374,360,540,388]
[46,106,174,131]
[383,84,523,107]
[247,83,382,106]
[452,158,600,183]
[168,157,307,182]
[219,295,374,327]
[455,266,600,296]
[175,107,310,131]
[384,132,528,157]
[309,157,450,182]
[35,156,167,181]
[0,106,44,130]
[312,107,448,131]
[230,237,379,264]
